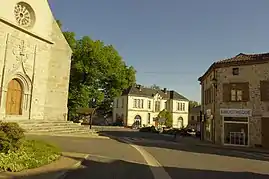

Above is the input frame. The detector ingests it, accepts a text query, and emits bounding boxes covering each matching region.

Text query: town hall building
[0,0,72,121]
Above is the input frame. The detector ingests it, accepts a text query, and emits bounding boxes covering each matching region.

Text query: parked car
[186,128,196,136]
[195,131,201,138]
[139,126,158,133]
[178,128,192,136]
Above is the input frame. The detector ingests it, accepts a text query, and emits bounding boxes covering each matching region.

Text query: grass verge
[0,139,61,172]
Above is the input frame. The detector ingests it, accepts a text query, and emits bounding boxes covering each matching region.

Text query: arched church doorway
[6,79,23,115]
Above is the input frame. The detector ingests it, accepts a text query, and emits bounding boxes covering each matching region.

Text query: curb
[56,154,90,179]
[195,144,269,154]
[26,133,111,139]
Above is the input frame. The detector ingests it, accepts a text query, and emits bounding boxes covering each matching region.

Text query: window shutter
[260,81,269,101]
[223,83,231,102]
[242,82,249,101]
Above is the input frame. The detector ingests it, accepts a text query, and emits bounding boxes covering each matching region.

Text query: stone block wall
[0,0,72,121]
[43,19,72,121]
[0,20,52,120]
[201,62,269,146]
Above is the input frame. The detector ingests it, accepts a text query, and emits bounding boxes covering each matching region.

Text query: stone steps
[26,130,97,135]
[25,127,94,133]
[20,124,90,130]
[4,120,98,137]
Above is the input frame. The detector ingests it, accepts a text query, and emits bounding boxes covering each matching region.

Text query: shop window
[223,117,248,146]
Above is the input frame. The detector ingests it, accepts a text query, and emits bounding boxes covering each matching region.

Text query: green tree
[189,100,200,109]
[57,21,136,119]
[158,110,173,128]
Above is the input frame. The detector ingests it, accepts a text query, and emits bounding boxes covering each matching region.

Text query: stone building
[0,0,72,121]
[199,53,269,148]
[188,106,201,131]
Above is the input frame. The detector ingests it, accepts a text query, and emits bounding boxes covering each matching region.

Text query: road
[26,128,269,179]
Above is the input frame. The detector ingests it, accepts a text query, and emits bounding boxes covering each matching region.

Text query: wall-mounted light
[211,78,217,88]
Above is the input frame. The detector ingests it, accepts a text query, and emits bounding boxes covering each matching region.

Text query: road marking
[87,154,146,165]
[121,138,172,179]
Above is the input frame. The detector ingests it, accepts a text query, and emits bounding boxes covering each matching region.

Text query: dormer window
[232,68,239,75]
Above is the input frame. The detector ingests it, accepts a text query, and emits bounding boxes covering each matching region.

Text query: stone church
[0,0,72,121]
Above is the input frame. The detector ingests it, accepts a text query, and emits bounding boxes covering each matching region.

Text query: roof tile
[122,84,188,101]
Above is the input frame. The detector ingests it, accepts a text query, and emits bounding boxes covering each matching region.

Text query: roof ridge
[199,51,269,81]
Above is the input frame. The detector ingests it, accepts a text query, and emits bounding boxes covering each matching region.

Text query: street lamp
[211,78,217,88]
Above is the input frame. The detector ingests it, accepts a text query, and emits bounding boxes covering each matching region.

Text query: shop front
[220,108,251,146]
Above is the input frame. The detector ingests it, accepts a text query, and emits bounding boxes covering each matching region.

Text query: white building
[113,84,189,128]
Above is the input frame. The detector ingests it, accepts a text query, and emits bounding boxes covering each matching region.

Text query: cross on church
[11,40,29,70]
[18,40,27,63]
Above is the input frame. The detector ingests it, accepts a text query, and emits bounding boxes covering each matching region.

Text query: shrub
[0,122,25,154]
[0,140,61,172]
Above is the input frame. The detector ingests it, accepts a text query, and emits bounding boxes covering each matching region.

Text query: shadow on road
[97,130,269,162]
[9,155,269,179]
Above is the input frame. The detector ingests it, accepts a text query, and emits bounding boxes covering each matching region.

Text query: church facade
[0,0,72,121]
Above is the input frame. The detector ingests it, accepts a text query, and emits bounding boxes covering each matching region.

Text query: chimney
[137,84,142,91]
[170,91,174,99]
[163,88,167,94]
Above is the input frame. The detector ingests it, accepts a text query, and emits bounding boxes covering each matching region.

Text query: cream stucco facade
[0,0,72,121]
[113,91,189,128]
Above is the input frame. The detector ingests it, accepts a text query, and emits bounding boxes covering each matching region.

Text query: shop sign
[220,108,252,117]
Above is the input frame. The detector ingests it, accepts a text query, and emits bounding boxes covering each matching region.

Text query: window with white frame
[148,100,151,109]
[164,101,168,110]
[133,99,144,109]
[177,102,185,111]
[231,89,243,101]
[121,98,124,108]
[155,101,161,112]
[147,113,151,124]
[133,99,137,108]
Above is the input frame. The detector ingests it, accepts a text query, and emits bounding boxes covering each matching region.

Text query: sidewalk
[196,142,269,154]
[174,136,269,154]
[0,152,88,179]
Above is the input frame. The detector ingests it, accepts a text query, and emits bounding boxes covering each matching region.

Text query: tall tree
[56,21,136,119]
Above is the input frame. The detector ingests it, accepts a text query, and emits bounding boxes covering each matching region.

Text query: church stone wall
[0,0,72,121]
[43,20,72,121]
[0,21,51,120]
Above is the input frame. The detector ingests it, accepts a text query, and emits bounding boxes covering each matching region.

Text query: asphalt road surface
[27,129,269,179]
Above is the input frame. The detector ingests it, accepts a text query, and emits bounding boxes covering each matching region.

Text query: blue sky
[48,0,269,102]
